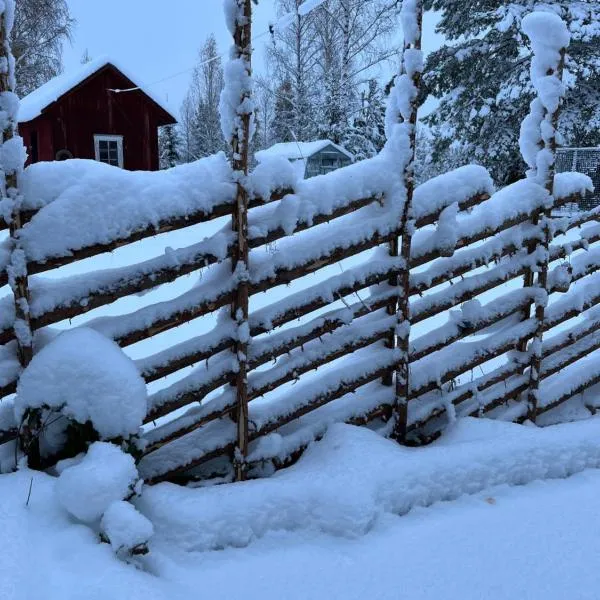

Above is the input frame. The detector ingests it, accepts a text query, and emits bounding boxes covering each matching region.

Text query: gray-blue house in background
[255,140,353,179]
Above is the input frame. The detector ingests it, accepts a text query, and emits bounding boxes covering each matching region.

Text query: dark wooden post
[391,1,423,442]
[227,0,253,481]
[526,48,566,421]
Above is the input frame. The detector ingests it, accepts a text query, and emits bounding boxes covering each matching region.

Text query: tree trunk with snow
[0,0,37,464]
[220,0,254,481]
[389,0,424,442]
[0,3,31,367]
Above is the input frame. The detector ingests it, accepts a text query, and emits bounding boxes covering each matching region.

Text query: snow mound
[412,164,495,221]
[246,155,299,199]
[14,328,147,440]
[554,171,594,199]
[138,418,600,552]
[56,442,138,523]
[18,154,235,261]
[101,501,154,554]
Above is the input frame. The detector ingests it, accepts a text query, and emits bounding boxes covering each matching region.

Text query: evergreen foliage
[423,1,600,184]
[271,79,296,143]
[158,125,182,169]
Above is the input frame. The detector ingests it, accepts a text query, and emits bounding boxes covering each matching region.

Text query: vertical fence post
[520,14,569,421]
[0,3,37,463]
[390,0,423,442]
[0,5,32,367]
[224,0,253,481]
[526,65,567,420]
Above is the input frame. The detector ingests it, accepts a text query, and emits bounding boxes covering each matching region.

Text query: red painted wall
[19,65,175,171]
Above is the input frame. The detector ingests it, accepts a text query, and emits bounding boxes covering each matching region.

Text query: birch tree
[268,0,401,147]
[314,0,401,145]
[181,34,227,160]
[12,0,74,96]
[268,0,321,142]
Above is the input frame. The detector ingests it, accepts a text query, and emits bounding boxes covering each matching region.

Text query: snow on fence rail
[0,2,597,484]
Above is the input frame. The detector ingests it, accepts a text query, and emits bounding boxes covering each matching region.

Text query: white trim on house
[94,134,124,168]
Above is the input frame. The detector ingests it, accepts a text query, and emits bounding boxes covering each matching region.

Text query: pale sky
[63,0,442,119]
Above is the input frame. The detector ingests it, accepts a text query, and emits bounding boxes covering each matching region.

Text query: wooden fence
[0,0,597,484]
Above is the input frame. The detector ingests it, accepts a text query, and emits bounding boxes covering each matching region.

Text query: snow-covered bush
[55,442,139,523]
[100,501,154,557]
[14,328,147,459]
[56,441,152,560]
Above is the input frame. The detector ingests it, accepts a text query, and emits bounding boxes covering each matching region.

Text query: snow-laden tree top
[423,0,600,185]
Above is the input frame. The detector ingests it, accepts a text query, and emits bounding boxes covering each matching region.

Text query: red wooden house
[18,57,177,171]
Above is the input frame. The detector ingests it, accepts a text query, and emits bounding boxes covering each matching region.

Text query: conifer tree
[158,125,182,169]
[271,79,296,142]
[343,79,386,160]
[423,1,600,185]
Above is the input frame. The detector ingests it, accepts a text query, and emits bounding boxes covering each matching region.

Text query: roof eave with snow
[255,140,354,163]
[18,56,177,125]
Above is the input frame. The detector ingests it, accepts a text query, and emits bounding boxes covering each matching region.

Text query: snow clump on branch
[519,11,570,185]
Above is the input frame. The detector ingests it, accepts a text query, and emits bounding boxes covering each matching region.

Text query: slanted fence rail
[0,1,597,485]
[0,158,593,483]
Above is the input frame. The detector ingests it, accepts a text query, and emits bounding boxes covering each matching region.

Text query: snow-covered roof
[18,56,176,123]
[255,140,354,163]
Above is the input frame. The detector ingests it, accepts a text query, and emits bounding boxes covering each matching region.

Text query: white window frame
[94,134,124,168]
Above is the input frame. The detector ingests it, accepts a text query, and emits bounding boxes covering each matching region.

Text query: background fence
[0,0,597,484]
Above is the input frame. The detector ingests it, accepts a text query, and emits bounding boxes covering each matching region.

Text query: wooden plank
[143,352,399,484]
[411,254,535,325]
[139,335,234,384]
[408,324,535,401]
[249,325,391,401]
[410,297,530,362]
[0,378,17,400]
[1,191,293,280]
[145,368,234,423]
[143,315,393,456]
[0,208,36,233]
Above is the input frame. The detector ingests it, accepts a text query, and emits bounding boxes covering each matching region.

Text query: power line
[107,21,277,96]
[107,0,325,96]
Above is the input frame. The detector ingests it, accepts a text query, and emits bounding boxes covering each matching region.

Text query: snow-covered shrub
[55,442,139,523]
[14,328,147,459]
[100,501,154,557]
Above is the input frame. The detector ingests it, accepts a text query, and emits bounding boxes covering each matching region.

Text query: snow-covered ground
[5,417,600,599]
